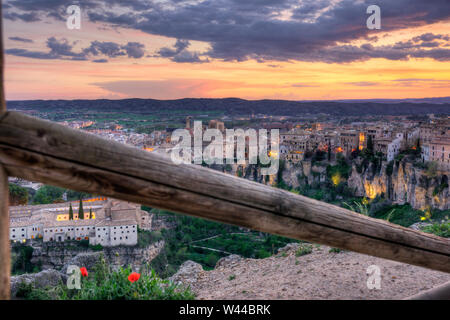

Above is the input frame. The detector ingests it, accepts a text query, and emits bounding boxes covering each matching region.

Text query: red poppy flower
[128,272,140,283]
[80,267,88,277]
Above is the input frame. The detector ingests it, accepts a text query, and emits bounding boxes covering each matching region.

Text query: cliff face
[29,240,164,270]
[347,161,448,210]
[204,159,448,210]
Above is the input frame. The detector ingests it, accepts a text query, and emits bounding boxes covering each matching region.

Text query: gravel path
[191,244,450,300]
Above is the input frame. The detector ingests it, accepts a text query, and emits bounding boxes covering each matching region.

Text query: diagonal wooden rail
[0,111,449,278]
[0,1,10,300]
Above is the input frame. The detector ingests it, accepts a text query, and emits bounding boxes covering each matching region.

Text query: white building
[9,198,151,247]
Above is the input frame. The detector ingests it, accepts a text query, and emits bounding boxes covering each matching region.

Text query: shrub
[343,200,369,216]
[329,248,343,253]
[9,183,29,205]
[89,244,103,251]
[79,239,89,248]
[371,204,423,227]
[137,229,162,248]
[425,162,438,178]
[11,244,40,275]
[422,223,450,238]
[295,244,313,257]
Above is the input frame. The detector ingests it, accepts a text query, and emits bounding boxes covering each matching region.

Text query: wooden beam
[0,1,4,114]
[0,166,9,300]
[0,111,449,273]
[405,281,450,300]
[0,1,11,300]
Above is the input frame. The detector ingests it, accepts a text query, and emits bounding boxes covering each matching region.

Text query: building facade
[9,198,151,247]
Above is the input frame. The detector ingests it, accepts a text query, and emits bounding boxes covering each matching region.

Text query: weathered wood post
[0,1,11,300]
[0,167,8,300]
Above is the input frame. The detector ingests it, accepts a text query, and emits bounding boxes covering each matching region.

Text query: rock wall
[347,161,449,211]
[204,159,448,210]
[29,240,165,271]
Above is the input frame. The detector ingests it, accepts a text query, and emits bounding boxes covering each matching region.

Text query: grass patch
[295,244,313,257]
[422,223,450,238]
[19,255,194,300]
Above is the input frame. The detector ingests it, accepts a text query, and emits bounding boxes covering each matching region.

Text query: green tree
[33,185,65,204]
[9,183,29,205]
[69,203,74,220]
[78,199,84,220]
[66,190,92,201]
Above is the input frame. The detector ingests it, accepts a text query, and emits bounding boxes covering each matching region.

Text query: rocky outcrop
[60,252,104,274]
[11,269,64,297]
[276,243,301,254]
[169,260,204,287]
[215,254,243,269]
[348,160,449,210]
[203,158,448,210]
[30,240,165,271]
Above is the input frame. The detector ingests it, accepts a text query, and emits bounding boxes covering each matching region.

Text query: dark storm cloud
[412,33,450,42]
[83,41,126,58]
[4,0,450,63]
[9,36,34,43]
[122,42,146,58]
[3,11,40,22]
[5,48,58,59]
[6,37,146,62]
[158,39,208,63]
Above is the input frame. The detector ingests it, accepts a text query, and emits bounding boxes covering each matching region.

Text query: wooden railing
[0,3,10,299]
[0,110,449,299]
[0,6,448,300]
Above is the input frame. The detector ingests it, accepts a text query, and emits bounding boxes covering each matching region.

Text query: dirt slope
[174,244,450,300]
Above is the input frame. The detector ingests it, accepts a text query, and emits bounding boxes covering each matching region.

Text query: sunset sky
[3,0,450,101]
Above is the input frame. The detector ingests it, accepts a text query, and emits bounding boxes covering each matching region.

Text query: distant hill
[335,97,450,104]
[6,98,450,116]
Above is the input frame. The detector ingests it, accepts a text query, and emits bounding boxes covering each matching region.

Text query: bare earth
[189,245,450,300]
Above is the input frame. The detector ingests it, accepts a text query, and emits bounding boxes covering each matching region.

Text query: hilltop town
[54,113,450,172]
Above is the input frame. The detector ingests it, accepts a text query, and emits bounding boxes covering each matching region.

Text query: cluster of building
[9,198,152,246]
[419,119,450,169]
[279,117,449,170]
[59,115,450,171]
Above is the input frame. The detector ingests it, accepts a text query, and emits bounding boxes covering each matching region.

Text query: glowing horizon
[3,1,450,101]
